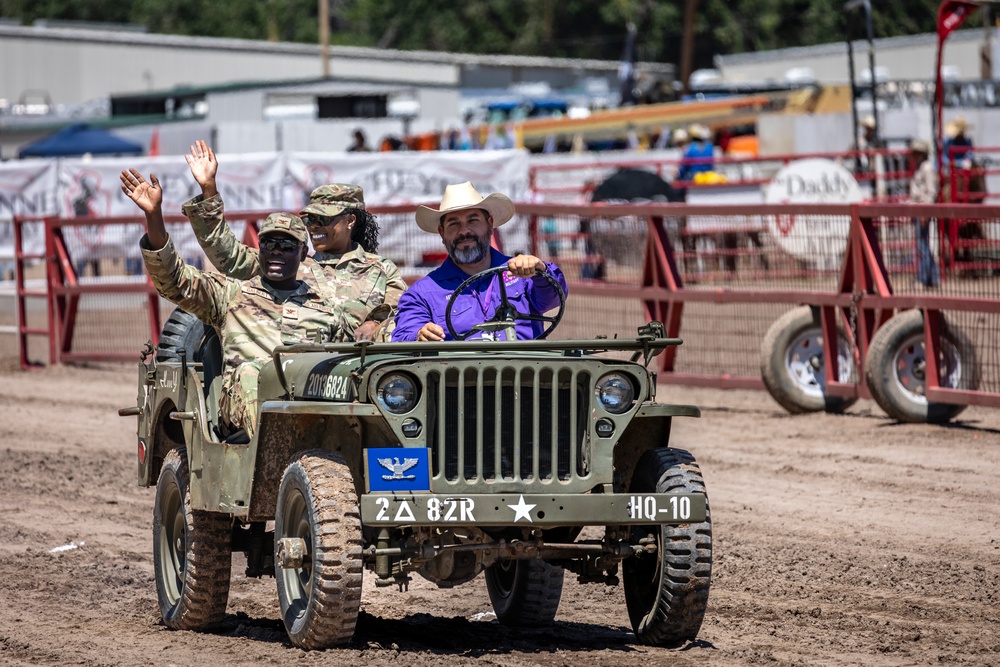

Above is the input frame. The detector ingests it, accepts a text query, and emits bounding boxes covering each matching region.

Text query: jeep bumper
[359,492,706,527]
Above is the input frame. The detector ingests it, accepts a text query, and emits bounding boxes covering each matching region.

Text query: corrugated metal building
[0,23,672,158]
[0,23,672,107]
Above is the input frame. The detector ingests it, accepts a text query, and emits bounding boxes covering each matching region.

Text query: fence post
[642,214,683,375]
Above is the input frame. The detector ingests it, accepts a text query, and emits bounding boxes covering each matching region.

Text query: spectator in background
[347,129,371,152]
[858,115,882,151]
[676,124,714,184]
[908,139,940,288]
[943,117,973,167]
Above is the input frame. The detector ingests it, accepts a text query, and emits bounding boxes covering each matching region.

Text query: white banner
[0,161,60,263]
[0,150,529,277]
[286,150,531,267]
[57,153,288,268]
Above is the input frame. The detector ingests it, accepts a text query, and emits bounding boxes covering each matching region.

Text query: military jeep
[120,274,712,650]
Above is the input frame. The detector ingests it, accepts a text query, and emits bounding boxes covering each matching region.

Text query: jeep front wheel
[485,558,564,626]
[153,447,232,630]
[623,448,712,647]
[275,450,363,649]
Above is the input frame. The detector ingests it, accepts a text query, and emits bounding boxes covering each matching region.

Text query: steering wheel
[445,265,566,341]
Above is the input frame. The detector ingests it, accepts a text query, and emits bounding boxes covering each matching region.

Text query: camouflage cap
[258,212,308,244]
[300,184,366,218]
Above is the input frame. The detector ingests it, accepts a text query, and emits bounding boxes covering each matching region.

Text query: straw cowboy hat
[910,139,930,154]
[860,115,876,130]
[415,181,516,233]
[687,123,710,141]
[948,116,970,136]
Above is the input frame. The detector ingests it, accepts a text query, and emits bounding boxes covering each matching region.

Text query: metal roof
[0,23,673,74]
[715,28,982,67]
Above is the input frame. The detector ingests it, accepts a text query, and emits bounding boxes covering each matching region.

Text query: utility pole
[680,0,699,95]
[319,0,330,78]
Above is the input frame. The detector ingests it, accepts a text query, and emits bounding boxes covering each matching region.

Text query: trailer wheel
[760,306,857,414]
[865,309,978,423]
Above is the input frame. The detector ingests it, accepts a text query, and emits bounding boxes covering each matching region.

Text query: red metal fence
[13,200,1000,412]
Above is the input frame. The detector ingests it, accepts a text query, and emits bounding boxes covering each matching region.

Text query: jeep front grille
[426,365,592,487]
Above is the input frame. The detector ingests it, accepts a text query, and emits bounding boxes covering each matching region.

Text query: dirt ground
[1,362,998,667]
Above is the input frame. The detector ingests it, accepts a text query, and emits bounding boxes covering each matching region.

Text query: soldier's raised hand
[120,168,162,214]
[184,140,218,194]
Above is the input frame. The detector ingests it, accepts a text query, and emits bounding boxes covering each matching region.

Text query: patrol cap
[258,212,308,244]
[300,184,366,218]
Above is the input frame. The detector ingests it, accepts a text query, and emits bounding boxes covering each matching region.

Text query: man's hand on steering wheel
[445,263,566,341]
[506,254,546,277]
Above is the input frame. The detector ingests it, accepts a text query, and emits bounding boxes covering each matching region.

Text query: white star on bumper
[507,495,536,522]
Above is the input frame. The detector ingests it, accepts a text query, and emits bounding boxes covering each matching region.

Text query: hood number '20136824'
[306,372,349,400]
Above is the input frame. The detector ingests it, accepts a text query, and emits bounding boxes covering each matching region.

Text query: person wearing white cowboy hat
[392,181,568,342]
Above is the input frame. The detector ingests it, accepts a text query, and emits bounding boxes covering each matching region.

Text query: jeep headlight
[595,373,635,414]
[376,373,419,414]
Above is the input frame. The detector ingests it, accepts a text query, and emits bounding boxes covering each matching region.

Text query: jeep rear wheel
[864,309,978,423]
[153,447,232,630]
[485,558,564,626]
[275,450,363,649]
[623,448,712,647]
[760,305,857,414]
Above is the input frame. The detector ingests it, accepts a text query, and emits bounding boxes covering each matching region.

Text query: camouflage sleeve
[140,233,229,329]
[380,256,407,307]
[181,194,263,280]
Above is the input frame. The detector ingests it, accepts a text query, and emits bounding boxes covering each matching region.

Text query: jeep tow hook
[275,537,308,569]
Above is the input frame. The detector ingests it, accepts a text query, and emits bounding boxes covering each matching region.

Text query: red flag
[937,0,977,41]
[934,0,980,201]
[148,128,160,157]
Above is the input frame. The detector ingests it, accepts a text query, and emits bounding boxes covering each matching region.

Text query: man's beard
[449,233,489,265]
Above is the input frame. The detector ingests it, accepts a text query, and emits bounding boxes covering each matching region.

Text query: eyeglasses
[259,238,301,253]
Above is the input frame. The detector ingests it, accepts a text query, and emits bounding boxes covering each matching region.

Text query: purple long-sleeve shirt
[391,249,568,341]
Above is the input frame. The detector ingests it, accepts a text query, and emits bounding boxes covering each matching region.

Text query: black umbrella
[591,168,684,203]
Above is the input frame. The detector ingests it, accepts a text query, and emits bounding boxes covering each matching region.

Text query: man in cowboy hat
[944,116,973,168]
[391,181,568,342]
[908,139,940,288]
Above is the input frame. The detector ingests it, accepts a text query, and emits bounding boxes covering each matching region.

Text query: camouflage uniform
[141,213,349,437]
[183,185,405,341]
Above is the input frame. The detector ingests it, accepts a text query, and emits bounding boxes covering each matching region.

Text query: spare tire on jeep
[155,307,216,363]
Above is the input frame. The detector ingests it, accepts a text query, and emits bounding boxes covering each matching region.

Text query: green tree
[0,0,973,70]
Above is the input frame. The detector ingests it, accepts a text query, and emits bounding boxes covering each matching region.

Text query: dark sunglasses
[304,213,346,228]
[259,238,301,253]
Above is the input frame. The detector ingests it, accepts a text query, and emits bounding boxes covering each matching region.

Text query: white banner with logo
[286,150,531,267]
[0,161,60,263]
[763,158,862,270]
[0,150,529,276]
[57,153,287,266]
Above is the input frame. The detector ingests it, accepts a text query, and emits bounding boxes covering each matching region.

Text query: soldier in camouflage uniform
[183,140,405,341]
[121,167,350,438]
